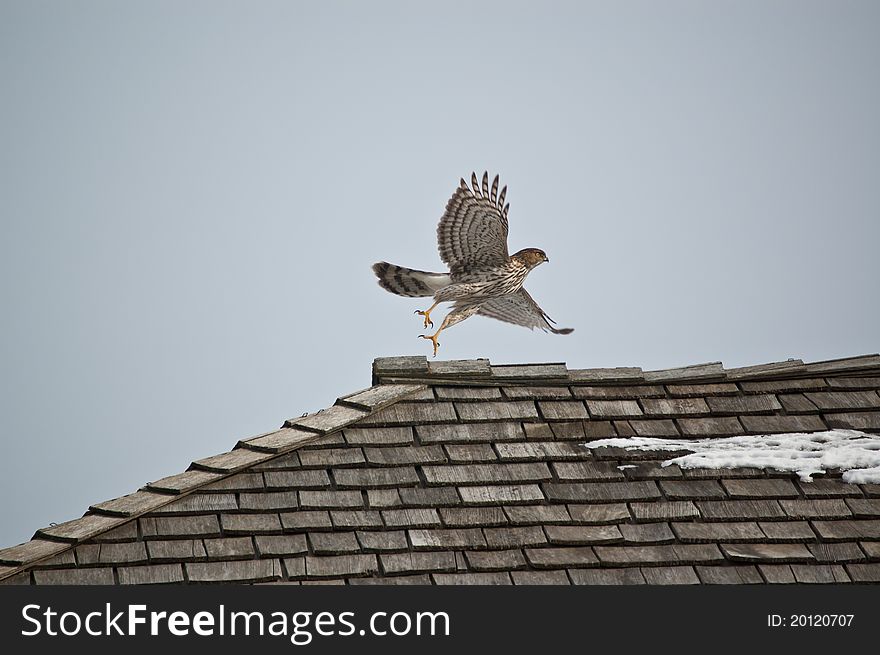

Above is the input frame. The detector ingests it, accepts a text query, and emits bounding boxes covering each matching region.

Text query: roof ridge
[373,354,880,386]
[0,382,426,581]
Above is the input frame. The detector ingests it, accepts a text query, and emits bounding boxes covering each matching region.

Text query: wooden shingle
[7,353,880,586]
[117,564,185,585]
[187,559,283,583]
[380,551,455,575]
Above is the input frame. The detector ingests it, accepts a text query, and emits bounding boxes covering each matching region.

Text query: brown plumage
[372,172,573,356]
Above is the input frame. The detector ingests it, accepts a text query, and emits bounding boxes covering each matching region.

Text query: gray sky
[1,0,878,548]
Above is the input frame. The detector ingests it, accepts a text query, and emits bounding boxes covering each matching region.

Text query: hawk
[372,172,573,356]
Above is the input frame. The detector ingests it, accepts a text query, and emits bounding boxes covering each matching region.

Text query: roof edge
[0,382,427,581]
[373,354,880,386]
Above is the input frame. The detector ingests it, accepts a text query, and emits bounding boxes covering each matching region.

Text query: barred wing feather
[477,288,573,334]
[437,172,510,275]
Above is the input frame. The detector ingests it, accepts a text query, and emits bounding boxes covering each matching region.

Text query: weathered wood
[204,536,256,559]
[146,540,207,562]
[433,572,512,585]
[640,566,700,585]
[812,519,880,540]
[333,466,420,488]
[545,481,660,503]
[191,448,274,473]
[567,504,631,524]
[286,404,368,433]
[666,382,739,397]
[801,354,880,375]
[299,447,365,467]
[298,490,363,509]
[503,504,571,525]
[790,564,850,583]
[305,554,378,578]
[422,463,551,486]
[439,506,507,527]
[139,515,221,538]
[464,549,526,572]
[584,399,642,418]
[491,363,569,380]
[372,356,429,377]
[145,469,224,494]
[721,543,813,562]
[427,358,492,377]
[398,486,460,506]
[619,522,675,544]
[525,546,598,569]
[263,469,330,489]
[457,484,544,505]
[343,426,414,446]
[198,472,264,492]
[381,508,441,528]
[825,411,880,430]
[186,559,283,583]
[758,521,816,541]
[355,402,457,426]
[501,385,571,399]
[220,514,283,534]
[640,398,710,416]
[538,400,589,420]
[455,400,538,422]
[671,521,764,543]
[336,384,426,411]
[36,514,127,543]
[544,525,623,545]
[513,570,573,585]
[255,535,308,557]
[76,542,148,565]
[355,530,407,552]
[90,491,174,517]
[238,428,321,453]
[117,564,185,585]
[417,422,523,443]
[151,493,238,514]
[568,367,644,383]
[804,390,880,411]
[722,479,799,499]
[329,510,383,529]
[629,501,699,522]
[696,565,762,584]
[380,551,455,575]
[33,568,114,585]
[725,360,805,380]
[409,528,486,550]
[484,526,546,548]
[643,362,725,383]
[568,568,646,585]
[362,445,446,466]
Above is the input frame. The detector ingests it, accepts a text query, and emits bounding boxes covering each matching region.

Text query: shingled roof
[3,354,880,585]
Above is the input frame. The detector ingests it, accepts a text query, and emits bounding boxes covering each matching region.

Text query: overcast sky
[1,1,878,549]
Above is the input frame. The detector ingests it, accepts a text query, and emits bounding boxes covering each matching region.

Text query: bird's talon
[415,308,435,330]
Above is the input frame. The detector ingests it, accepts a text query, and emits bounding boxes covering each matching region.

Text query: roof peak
[372,354,880,386]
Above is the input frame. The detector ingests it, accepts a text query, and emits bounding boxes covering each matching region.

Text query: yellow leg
[419,329,443,357]
[414,301,440,329]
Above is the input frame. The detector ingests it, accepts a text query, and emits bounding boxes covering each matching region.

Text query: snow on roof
[586,429,880,484]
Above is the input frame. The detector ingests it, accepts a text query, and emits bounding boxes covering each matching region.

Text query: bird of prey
[372,172,573,356]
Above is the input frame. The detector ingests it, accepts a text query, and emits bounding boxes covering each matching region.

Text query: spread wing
[477,288,574,334]
[437,172,510,275]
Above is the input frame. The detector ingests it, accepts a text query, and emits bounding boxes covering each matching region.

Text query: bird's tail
[372,262,451,298]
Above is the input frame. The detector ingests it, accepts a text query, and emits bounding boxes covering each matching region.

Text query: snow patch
[584,429,880,484]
